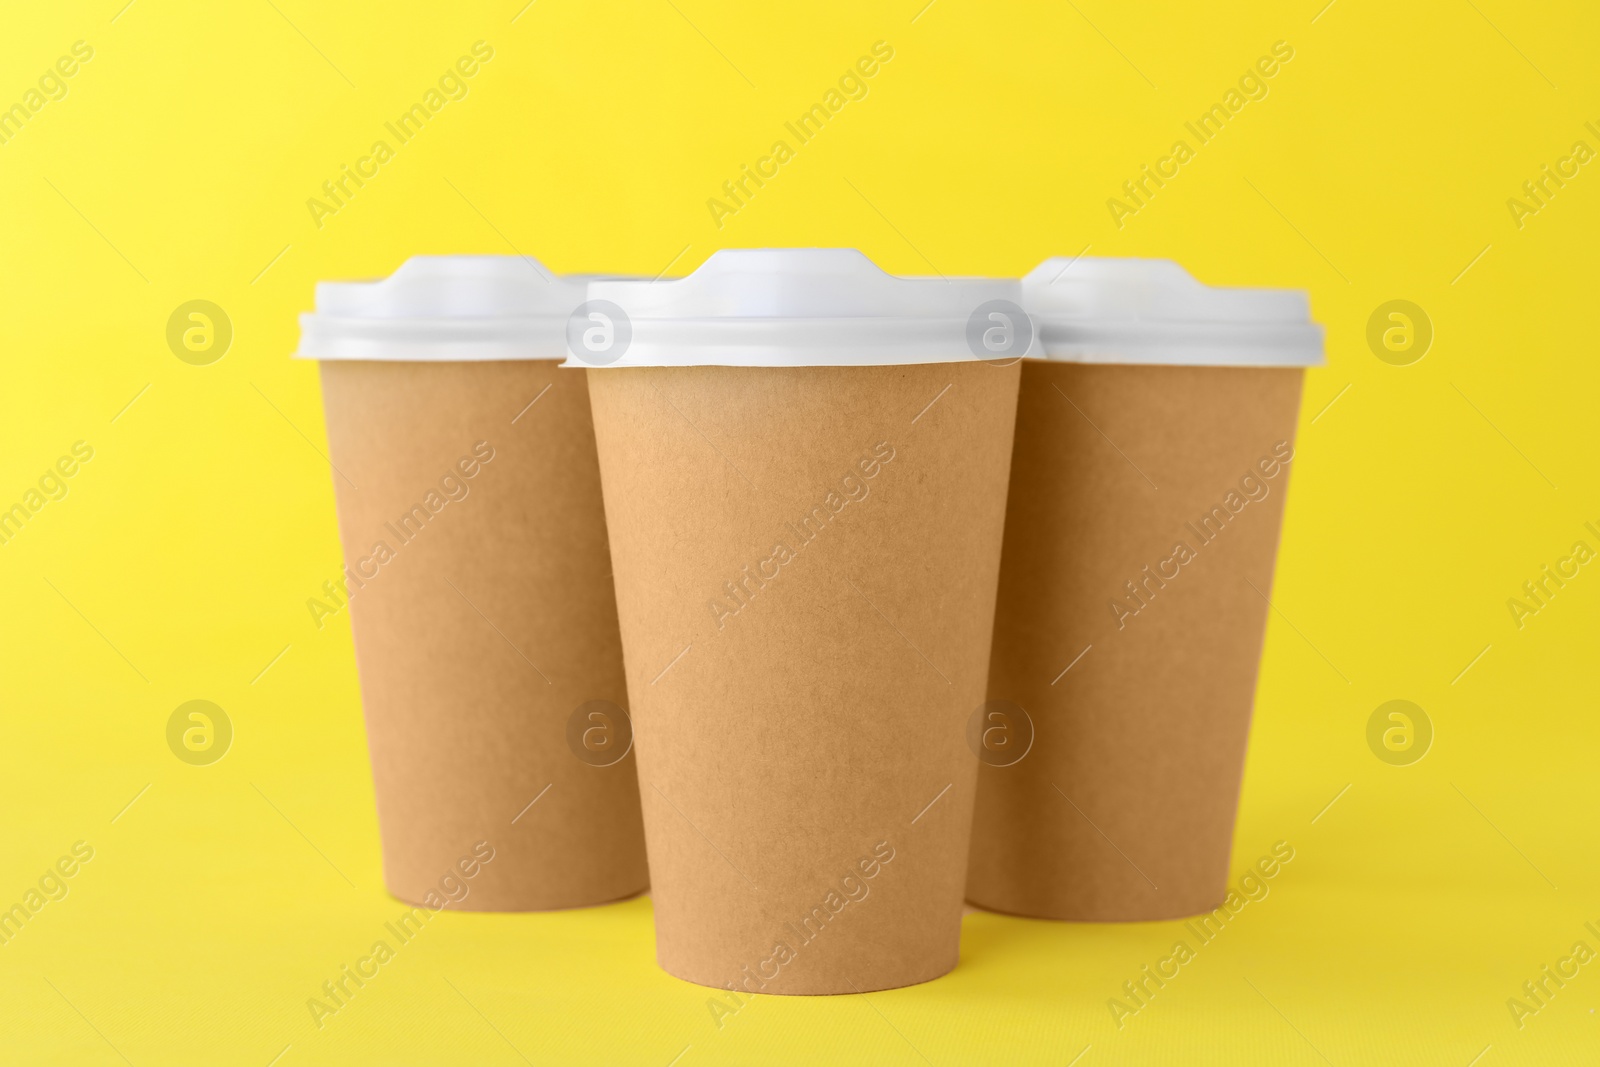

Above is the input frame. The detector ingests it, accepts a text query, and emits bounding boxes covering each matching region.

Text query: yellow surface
[3,1,1597,1063]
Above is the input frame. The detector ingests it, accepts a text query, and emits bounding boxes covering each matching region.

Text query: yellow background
[3,0,1597,1063]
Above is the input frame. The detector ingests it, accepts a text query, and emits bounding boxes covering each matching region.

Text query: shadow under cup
[319,359,648,911]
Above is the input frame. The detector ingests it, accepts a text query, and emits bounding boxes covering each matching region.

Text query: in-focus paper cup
[966,257,1324,921]
[571,249,1028,993]
[296,256,648,911]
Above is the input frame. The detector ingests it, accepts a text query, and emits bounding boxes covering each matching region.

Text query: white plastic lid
[1023,257,1324,366]
[296,255,587,361]
[566,248,1038,368]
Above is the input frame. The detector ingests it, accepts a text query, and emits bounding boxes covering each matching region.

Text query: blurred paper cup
[966,257,1323,921]
[574,249,1026,992]
[297,255,648,911]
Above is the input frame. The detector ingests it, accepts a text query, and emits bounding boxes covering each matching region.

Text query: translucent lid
[296,255,587,361]
[1022,257,1324,366]
[565,248,1038,368]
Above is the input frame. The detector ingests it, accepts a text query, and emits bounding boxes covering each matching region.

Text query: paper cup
[574,249,1027,992]
[966,258,1323,921]
[298,256,648,911]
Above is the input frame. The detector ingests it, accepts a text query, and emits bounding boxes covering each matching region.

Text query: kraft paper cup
[297,256,649,911]
[966,257,1324,921]
[572,249,1029,993]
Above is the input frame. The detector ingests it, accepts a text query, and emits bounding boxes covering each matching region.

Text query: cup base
[383,880,650,915]
[963,891,1228,924]
[658,951,959,996]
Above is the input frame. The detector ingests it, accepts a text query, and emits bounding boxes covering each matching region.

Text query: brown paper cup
[966,361,1304,920]
[587,360,1020,992]
[319,359,648,910]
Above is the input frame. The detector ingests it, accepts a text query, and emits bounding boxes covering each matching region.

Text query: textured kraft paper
[319,360,648,911]
[586,361,1020,994]
[967,361,1304,921]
